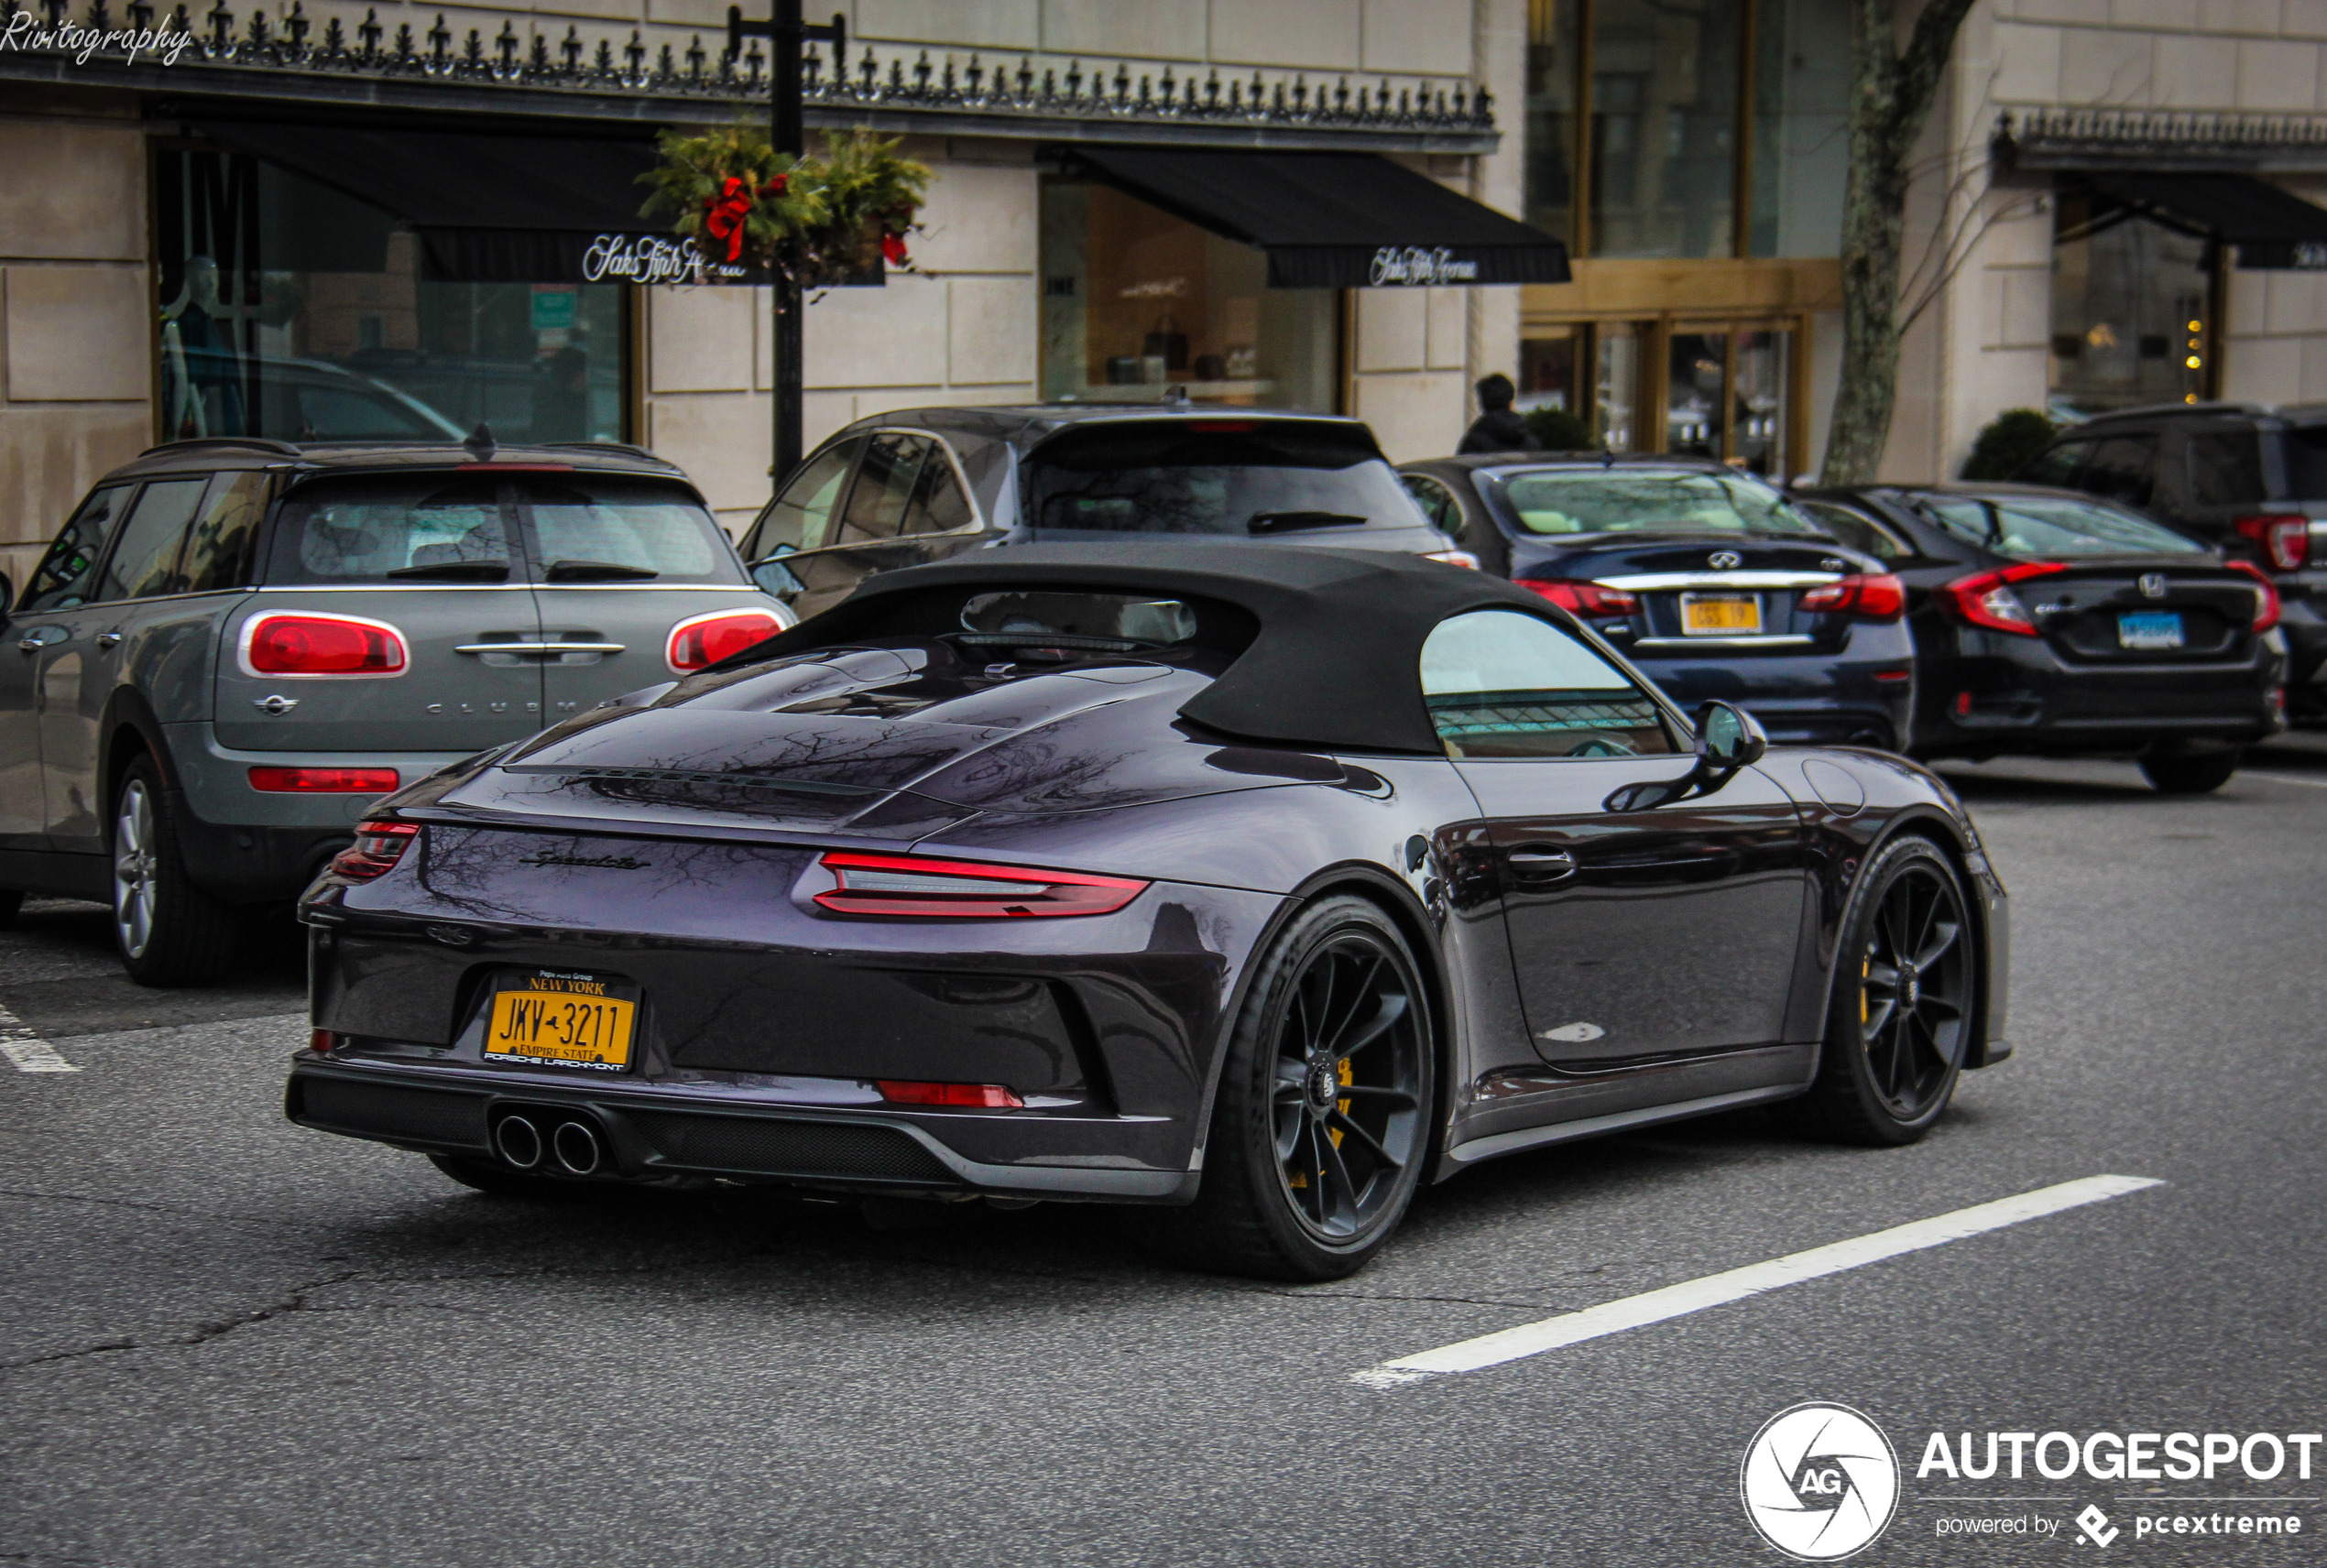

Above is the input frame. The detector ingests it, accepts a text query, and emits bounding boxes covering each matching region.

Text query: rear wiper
[547,560,659,582]
[386,561,510,581]
[1247,511,1367,535]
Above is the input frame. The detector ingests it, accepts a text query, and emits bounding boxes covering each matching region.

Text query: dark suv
[736,406,1464,619]
[0,435,785,984]
[2014,403,2327,716]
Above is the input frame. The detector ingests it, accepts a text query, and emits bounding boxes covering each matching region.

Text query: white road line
[1351,1174,2162,1388]
[2244,772,2327,790]
[0,1001,78,1073]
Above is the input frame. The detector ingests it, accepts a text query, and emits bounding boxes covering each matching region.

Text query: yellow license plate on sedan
[1681,593,1763,636]
[484,972,637,1072]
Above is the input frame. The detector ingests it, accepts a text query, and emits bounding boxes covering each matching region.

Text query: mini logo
[1740,1402,1900,1561]
[2076,1505,2120,1547]
[1709,550,1744,570]
[2138,572,2168,598]
[253,693,299,715]
[518,852,649,871]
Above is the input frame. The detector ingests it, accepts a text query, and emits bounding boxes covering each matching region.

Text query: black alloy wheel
[1779,835,1974,1147]
[1153,895,1434,1280]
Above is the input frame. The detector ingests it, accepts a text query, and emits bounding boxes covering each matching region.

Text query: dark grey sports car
[287,545,2011,1280]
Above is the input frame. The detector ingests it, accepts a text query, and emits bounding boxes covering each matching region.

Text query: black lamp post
[726,3,844,490]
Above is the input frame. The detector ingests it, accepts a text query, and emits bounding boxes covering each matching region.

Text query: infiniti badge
[1709,550,1744,570]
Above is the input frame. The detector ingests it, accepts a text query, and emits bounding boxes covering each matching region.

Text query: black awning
[192,123,749,284]
[2081,172,2327,270]
[1065,147,1568,288]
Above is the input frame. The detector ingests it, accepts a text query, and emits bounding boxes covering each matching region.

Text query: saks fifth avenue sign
[1368,245,1481,286]
[582,234,751,285]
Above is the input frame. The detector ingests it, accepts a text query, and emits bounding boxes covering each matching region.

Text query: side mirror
[1695,701,1767,771]
[751,557,803,598]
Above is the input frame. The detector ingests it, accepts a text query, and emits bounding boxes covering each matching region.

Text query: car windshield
[1022,420,1426,536]
[265,475,743,584]
[1494,469,1821,536]
[1916,494,2206,559]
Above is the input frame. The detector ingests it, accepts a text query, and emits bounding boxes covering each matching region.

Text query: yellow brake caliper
[1289,1062,1356,1188]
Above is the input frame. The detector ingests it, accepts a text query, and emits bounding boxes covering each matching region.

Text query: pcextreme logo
[1741,1402,1902,1561]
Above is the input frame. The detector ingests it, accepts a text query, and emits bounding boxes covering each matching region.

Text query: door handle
[1506,845,1578,880]
[16,636,40,654]
[93,631,123,649]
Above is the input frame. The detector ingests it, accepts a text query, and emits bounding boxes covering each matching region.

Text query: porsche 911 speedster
[287,544,2010,1279]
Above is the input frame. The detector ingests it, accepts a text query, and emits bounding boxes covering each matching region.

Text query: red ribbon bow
[705,175,753,263]
[880,231,909,267]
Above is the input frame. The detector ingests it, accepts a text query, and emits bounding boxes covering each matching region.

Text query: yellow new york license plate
[1681,593,1763,636]
[484,972,637,1072]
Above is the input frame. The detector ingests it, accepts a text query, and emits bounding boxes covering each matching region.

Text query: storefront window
[155,150,629,446]
[1595,326,1643,451]
[1039,181,1338,411]
[1666,330,1726,458]
[1732,328,1791,476]
[1524,0,1582,245]
[1590,0,1742,259]
[2050,201,2212,417]
[1749,0,1850,258]
[1518,325,1584,414]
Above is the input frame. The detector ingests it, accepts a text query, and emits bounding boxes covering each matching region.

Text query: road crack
[0,1269,357,1375]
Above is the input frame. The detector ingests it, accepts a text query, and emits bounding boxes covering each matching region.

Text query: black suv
[0,435,782,984]
[2014,403,2327,716]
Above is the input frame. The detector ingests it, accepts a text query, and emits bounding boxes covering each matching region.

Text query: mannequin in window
[160,256,248,437]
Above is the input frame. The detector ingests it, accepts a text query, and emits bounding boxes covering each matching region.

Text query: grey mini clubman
[0,432,788,985]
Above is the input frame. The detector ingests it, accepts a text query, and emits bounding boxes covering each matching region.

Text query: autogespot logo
[1741,1402,1902,1561]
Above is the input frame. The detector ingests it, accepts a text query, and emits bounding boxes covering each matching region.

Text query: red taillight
[1514,577,1640,617]
[2234,514,2310,572]
[242,613,407,677]
[874,1080,1025,1108]
[1797,572,1906,620]
[1937,561,2067,637]
[1421,549,1481,569]
[331,821,418,880]
[2228,560,2282,632]
[814,851,1148,919]
[667,609,785,671]
[308,1028,337,1054]
[248,767,399,793]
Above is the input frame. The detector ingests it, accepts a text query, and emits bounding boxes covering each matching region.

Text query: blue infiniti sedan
[1400,455,1916,750]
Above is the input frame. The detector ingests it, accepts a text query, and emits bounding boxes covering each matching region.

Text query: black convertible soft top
[745,542,1589,754]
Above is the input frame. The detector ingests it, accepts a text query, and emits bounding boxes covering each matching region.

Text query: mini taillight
[249,767,399,793]
[308,1028,337,1054]
[242,613,408,676]
[1937,561,2067,636]
[331,821,418,880]
[1422,549,1481,570]
[2234,514,2310,572]
[667,608,785,671]
[814,851,1148,919]
[1514,577,1640,616]
[2228,560,2282,632]
[875,1080,1025,1108]
[1797,572,1907,620]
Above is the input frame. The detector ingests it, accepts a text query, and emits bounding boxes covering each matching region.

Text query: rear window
[1494,469,1820,536]
[264,475,741,585]
[1022,421,1426,537]
[1917,495,2206,559]
[2280,425,2327,499]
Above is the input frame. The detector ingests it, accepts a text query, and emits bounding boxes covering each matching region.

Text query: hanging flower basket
[639,125,931,289]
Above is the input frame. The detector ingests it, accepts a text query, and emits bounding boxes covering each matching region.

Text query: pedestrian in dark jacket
[1458,373,1536,454]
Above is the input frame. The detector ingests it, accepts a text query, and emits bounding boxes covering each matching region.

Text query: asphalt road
[4,738,2324,1567]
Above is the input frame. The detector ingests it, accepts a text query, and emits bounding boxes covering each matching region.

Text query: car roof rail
[137,436,304,458]
[2077,400,2269,423]
[535,440,668,462]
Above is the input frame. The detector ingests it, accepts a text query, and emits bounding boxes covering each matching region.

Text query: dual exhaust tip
[492,1111,606,1177]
